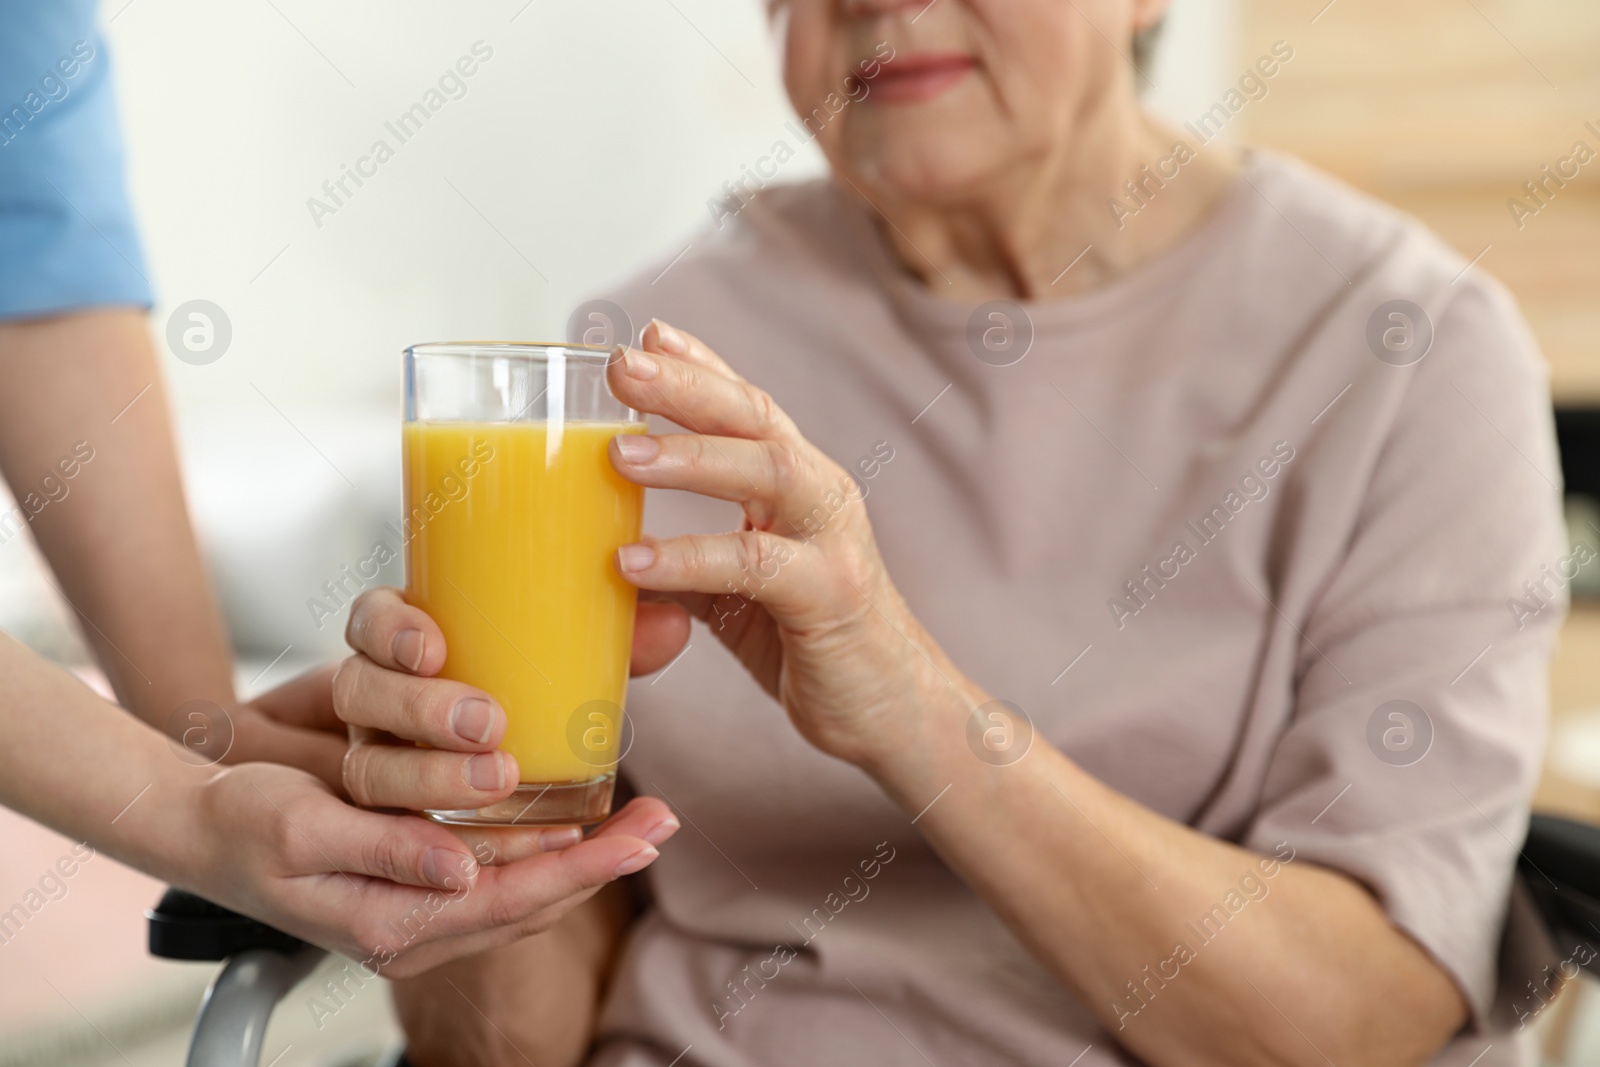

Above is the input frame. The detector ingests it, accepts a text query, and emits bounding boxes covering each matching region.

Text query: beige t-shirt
[588,150,1565,1067]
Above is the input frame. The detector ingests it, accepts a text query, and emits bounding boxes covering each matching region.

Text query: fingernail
[422,848,473,890]
[465,752,506,791]
[651,319,688,355]
[392,629,426,672]
[540,827,583,852]
[613,434,659,465]
[623,348,658,380]
[451,698,497,745]
[617,544,656,573]
[643,816,680,847]
[612,846,659,877]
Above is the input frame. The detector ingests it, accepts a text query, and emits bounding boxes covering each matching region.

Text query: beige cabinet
[1238,0,1600,402]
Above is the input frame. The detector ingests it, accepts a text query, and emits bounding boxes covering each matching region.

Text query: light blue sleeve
[0,0,153,319]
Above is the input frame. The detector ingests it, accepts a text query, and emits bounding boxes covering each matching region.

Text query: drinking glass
[402,342,644,825]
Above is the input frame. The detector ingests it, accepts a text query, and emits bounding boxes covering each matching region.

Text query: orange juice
[402,420,645,784]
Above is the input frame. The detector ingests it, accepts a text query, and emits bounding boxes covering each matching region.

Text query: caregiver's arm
[601,319,1472,1067]
[0,309,344,783]
[0,627,670,976]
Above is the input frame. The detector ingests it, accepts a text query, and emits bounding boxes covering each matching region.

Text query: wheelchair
[147,813,1600,1067]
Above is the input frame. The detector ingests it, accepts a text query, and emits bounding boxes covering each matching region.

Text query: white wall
[1145,0,1238,130]
[103,0,1236,414]
[0,0,1235,670]
[106,0,804,408]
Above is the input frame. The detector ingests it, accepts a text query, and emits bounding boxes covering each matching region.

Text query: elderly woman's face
[776,0,1163,199]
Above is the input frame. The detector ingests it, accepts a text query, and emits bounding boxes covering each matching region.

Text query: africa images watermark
[1508,540,1595,631]
[0,842,97,948]
[165,299,232,366]
[1505,117,1600,231]
[0,441,97,550]
[1106,441,1296,630]
[707,41,895,230]
[713,840,898,1029]
[1112,840,1298,1031]
[1108,41,1295,230]
[304,838,496,1029]
[305,41,495,229]
[1513,938,1596,1030]
[0,39,96,149]
[710,439,895,631]
[305,436,496,630]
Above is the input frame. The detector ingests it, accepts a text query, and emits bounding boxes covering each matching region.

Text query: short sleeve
[1241,273,1566,1022]
[0,3,152,319]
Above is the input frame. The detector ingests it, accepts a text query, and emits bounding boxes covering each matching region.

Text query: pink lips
[865,52,976,104]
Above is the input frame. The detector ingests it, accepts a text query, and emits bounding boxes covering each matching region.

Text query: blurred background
[1,0,1598,1064]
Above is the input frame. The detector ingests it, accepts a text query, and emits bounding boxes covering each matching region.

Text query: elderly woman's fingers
[608,343,801,444]
[615,531,828,619]
[632,599,692,676]
[344,737,518,811]
[346,587,447,676]
[609,431,837,535]
[641,588,717,621]
[642,318,744,381]
[332,654,506,752]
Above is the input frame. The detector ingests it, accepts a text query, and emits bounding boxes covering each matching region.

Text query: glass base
[424,775,615,827]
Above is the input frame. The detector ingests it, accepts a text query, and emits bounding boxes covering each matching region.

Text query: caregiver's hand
[187,760,670,979]
[0,629,672,984]
[213,665,348,791]
[604,319,965,768]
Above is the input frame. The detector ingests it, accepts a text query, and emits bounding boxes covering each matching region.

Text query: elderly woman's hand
[605,320,966,769]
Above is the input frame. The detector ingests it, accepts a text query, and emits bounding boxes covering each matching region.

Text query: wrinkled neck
[855,108,1242,304]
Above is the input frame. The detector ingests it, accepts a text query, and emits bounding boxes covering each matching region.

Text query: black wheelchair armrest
[147,889,327,1067]
[1520,813,1600,976]
[146,887,309,960]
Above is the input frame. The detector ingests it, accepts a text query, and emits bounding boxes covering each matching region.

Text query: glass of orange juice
[401,342,644,825]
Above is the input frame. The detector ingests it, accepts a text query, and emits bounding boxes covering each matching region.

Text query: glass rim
[404,341,618,365]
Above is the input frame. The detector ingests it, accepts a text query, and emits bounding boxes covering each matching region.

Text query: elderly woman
[331,0,1564,1064]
